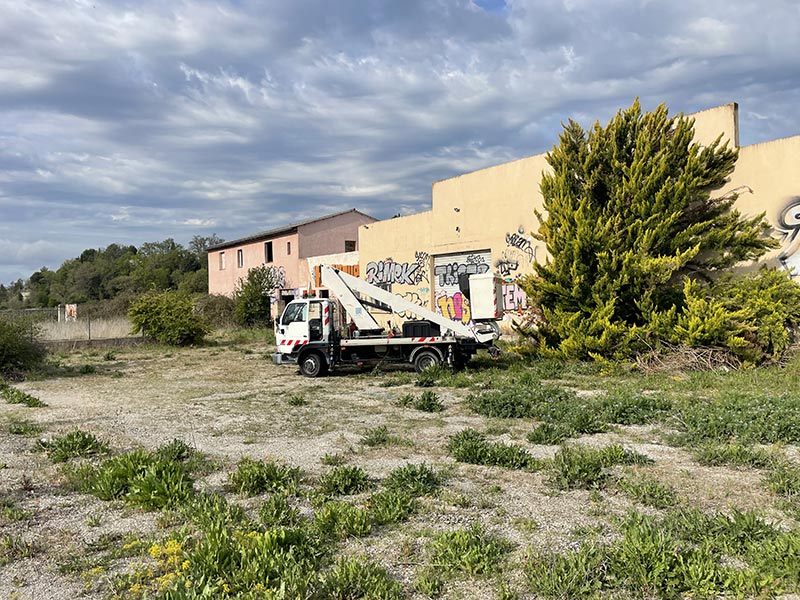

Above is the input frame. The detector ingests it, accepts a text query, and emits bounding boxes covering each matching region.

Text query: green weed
[399,390,444,412]
[7,418,43,436]
[228,458,301,496]
[317,465,371,496]
[321,453,347,466]
[0,534,35,566]
[0,496,29,523]
[428,523,511,575]
[360,425,391,447]
[527,422,573,445]
[384,463,441,496]
[259,494,302,528]
[366,489,415,525]
[617,474,678,508]
[287,394,308,406]
[321,556,403,599]
[448,429,543,471]
[414,569,445,598]
[41,430,110,462]
[1,385,47,407]
[693,443,778,468]
[314,501,371,539]
[550,444,651,490]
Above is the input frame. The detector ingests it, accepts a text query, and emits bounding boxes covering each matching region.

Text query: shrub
[41,430,110,462]
[193,293,236,328]
[0,318,45,378]
[228,458,301,496]
[318,466,371,496]
[128,290,210,346]
[233,265,282,327]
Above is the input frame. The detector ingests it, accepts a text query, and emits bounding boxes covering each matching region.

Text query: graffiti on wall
[494,250,520,276]
[436,292,471,325]
[398,291,428,319]
[414,251,430,284]
[777,198,800,277]
[433,255,490,287]
[505,226,536,263]
[502,283,528,311]
[366,259,420,286]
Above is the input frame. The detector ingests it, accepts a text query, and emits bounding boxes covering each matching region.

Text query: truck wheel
[299,352,327,377]
[413,350,440,373]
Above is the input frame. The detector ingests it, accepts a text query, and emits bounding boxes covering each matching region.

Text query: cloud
[1,0,799,283]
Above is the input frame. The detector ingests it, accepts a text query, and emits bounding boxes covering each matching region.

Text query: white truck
[272,265,503,377]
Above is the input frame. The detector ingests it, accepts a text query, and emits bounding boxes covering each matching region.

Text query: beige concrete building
[207,209,376,308]
[358,103,800,329]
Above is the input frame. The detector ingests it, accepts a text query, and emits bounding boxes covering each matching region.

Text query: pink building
[207,209,377,304]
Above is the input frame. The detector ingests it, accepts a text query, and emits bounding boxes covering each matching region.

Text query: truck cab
[275,298,337,376]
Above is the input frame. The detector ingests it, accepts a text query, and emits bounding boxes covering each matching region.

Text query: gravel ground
[0,341,796,599]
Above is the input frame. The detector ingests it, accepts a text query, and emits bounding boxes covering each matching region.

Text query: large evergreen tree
[521,100,778,359]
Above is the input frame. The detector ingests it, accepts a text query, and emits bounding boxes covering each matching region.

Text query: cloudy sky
[2,0,799,284]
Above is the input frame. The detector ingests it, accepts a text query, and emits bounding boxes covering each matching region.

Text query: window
[281,302,306,324]
[287,241,291,255]
[237,249,244,268]
[219,251,226,270]
[265,241,273,263]
[345,240,356,252]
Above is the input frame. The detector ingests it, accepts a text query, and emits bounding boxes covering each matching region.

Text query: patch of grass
[317,465,371,496]
[228,458,301,496]
[617,474,678,509]
[366,489,415,525]
[360,425,390,447]
[0,496,29,523]
[7,418,44,436]
[527,422,573,445]
[467,382,577,419]
[599,390,672,425]
[550,444,652,490]
[1,385,47,407]
[0,534,35,566]
[693,443,778,468]
[764,463,800,499]
[428,523,511,576]
[41,429,110,462]
[415,568,445,598]
[416,365,447,388]
[675,391,800,445]
[314,501,372,539]
[321,556,403,599]
[448,429,543,471]
[287,394,308,406]
[259,494,302,528]
[398,390,444,412]
[524,508,797,599]
[321,453,347,466]
[384,463,441,497]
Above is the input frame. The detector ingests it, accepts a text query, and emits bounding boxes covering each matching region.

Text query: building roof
[207,208,376,251]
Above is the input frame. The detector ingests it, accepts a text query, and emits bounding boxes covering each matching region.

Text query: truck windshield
[281,302,307,324]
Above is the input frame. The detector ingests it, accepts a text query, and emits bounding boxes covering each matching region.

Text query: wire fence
[0,306,141,342]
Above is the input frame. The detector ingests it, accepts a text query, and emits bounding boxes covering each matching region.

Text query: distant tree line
[0,235,223,313]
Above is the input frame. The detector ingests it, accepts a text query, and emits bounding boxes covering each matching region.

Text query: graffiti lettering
[777,198,800,277]
[413,251,430,284]
[436,292,471,325]
[502,283,528,311]
[433,261,490,287]
[366,260,420,285]
[495,250,520,276]
[505,227,536,263]
[398,291,427,319]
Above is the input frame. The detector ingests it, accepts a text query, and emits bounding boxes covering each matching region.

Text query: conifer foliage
[522,100,782,360]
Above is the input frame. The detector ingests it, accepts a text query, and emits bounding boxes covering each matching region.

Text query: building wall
[358,102,800,330]
[297,211,376,259]
[207,231,299,297]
